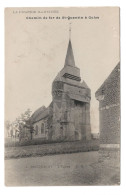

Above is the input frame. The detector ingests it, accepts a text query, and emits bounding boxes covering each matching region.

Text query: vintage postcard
[5,7,120,186]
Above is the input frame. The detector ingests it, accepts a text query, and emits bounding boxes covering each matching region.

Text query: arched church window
[35,125,38,135]
[41,123,44,134]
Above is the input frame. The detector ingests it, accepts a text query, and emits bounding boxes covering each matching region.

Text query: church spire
[64,23,75,67]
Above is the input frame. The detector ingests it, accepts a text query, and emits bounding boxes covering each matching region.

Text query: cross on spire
[69,22,71,40]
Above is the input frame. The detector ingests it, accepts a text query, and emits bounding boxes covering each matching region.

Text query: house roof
[95,62,120,97]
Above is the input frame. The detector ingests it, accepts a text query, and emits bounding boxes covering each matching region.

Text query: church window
[35,125,38,135]
[41,123,44,134]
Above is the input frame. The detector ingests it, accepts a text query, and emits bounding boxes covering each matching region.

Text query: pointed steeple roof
[64,40,75,67]
[60,35,81,82]
[56,25,81,82]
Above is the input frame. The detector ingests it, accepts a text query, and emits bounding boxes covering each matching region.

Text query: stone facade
[95,62,120,150]
[29,39,91,141]
[29,106,51,140]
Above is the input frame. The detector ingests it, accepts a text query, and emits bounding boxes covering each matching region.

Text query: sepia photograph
[5,7,120,186]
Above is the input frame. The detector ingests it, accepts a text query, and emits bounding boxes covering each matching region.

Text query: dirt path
[5,151,119,186]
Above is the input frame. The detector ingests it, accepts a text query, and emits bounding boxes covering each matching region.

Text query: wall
[52,80,91,141]
[96,63,120,146]
[33,118,48,140]
[99,105,120,144]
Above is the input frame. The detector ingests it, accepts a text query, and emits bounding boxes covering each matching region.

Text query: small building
[95,62,120,152]
[28,36,91,142]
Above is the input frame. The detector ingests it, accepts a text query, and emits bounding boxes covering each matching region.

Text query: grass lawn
[5,140,99,159]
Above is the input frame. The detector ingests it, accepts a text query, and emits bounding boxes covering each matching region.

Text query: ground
[5,151,120,186]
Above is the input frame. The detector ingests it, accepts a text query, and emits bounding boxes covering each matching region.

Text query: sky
[5,7,120,133]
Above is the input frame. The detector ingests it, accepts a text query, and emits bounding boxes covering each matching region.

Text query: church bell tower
[51,25,91,141]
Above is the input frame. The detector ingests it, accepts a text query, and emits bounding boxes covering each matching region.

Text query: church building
[29,32,91,142]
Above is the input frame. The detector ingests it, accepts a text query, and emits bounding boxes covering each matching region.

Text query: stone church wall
[32,118,48,140]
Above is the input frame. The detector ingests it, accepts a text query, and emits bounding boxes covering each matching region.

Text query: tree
[17,109,33,141]
[5,108,33,140]
[24,120,35,140]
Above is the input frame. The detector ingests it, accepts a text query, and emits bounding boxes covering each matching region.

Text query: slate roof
[64,40,75,67]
